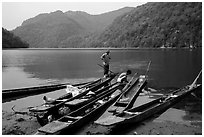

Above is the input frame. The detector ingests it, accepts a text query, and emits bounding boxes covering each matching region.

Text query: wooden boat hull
[94,75,147,125]
[107,77,147,113]
[29,76,114,112]
[30,76,116,126]
[124,77,147,110]
[35,83,125,135]
[2,78,100,100]
[64,82,119,108]
[95,84,201,126]
[123,84,201,125]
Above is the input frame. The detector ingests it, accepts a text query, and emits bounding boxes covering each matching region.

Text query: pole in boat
[97,64,115,74]
[189,70,202,90]
[144,61,151,97]
[145,61,151,77]
[123,72,138,88]
[114,71,138,103]
[129,72,138,83]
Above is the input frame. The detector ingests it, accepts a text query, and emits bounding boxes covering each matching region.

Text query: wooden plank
[38,121,71,134]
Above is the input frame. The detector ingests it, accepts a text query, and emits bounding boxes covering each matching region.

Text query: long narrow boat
[95,71,202,127]
[29,75,116,125]
[2,78,101,99]
[37,82,119,126]
[32,77,103,109]
[107,75,147,114]
[35,75,139,135]
[93,74,147,127]
[62,82,118,109]
[30,76,115,112]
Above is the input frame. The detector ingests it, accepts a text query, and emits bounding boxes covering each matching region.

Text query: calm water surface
[2,48,202,89]
[2,48,202,134]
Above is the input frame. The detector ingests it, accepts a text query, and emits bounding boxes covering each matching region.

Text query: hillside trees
[2,28,29,48]
[96,2,202,48]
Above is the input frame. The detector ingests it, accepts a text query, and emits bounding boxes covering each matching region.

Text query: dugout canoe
[35,75,139,135]
[108,75,147,114]
[2,78,101,99]
[94,73,147,124]
[29,76,115,112]
[95,71,202,127]
[36,82,118,126]
[40,77,103,105]
[29,75,116,126]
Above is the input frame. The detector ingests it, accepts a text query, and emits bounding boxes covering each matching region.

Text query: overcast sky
[2,2,146,30]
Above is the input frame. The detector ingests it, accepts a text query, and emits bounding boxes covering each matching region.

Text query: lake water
[2,48,202,134]
[2,48,202,89]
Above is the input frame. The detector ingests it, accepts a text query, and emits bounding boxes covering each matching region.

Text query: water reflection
[2,67,44,89]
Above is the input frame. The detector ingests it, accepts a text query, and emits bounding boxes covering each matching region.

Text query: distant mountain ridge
[56,2,202,48]
[13,3,201,48]
[13,7,134,48]
[96,2,202,48]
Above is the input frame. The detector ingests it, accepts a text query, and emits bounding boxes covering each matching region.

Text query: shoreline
[2,109,201,135]
[2,47,201,50]
[2,91,202,135]
[2,86,202,135]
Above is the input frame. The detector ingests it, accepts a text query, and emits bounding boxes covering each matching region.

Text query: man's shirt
[101,53,111,65]
[117,72,127,83]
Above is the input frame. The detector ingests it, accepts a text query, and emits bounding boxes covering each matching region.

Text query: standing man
[101,50,111,77]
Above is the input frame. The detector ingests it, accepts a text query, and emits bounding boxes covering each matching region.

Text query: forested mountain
[2,28,29,48]
[65,7,134,32]
[95,2,202,48]
[12,3,201,48]
[13,11,86,48]
[12,7,134,48]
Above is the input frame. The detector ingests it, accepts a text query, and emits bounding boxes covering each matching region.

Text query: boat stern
[37,120,71,134]
[94,115,125,126]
